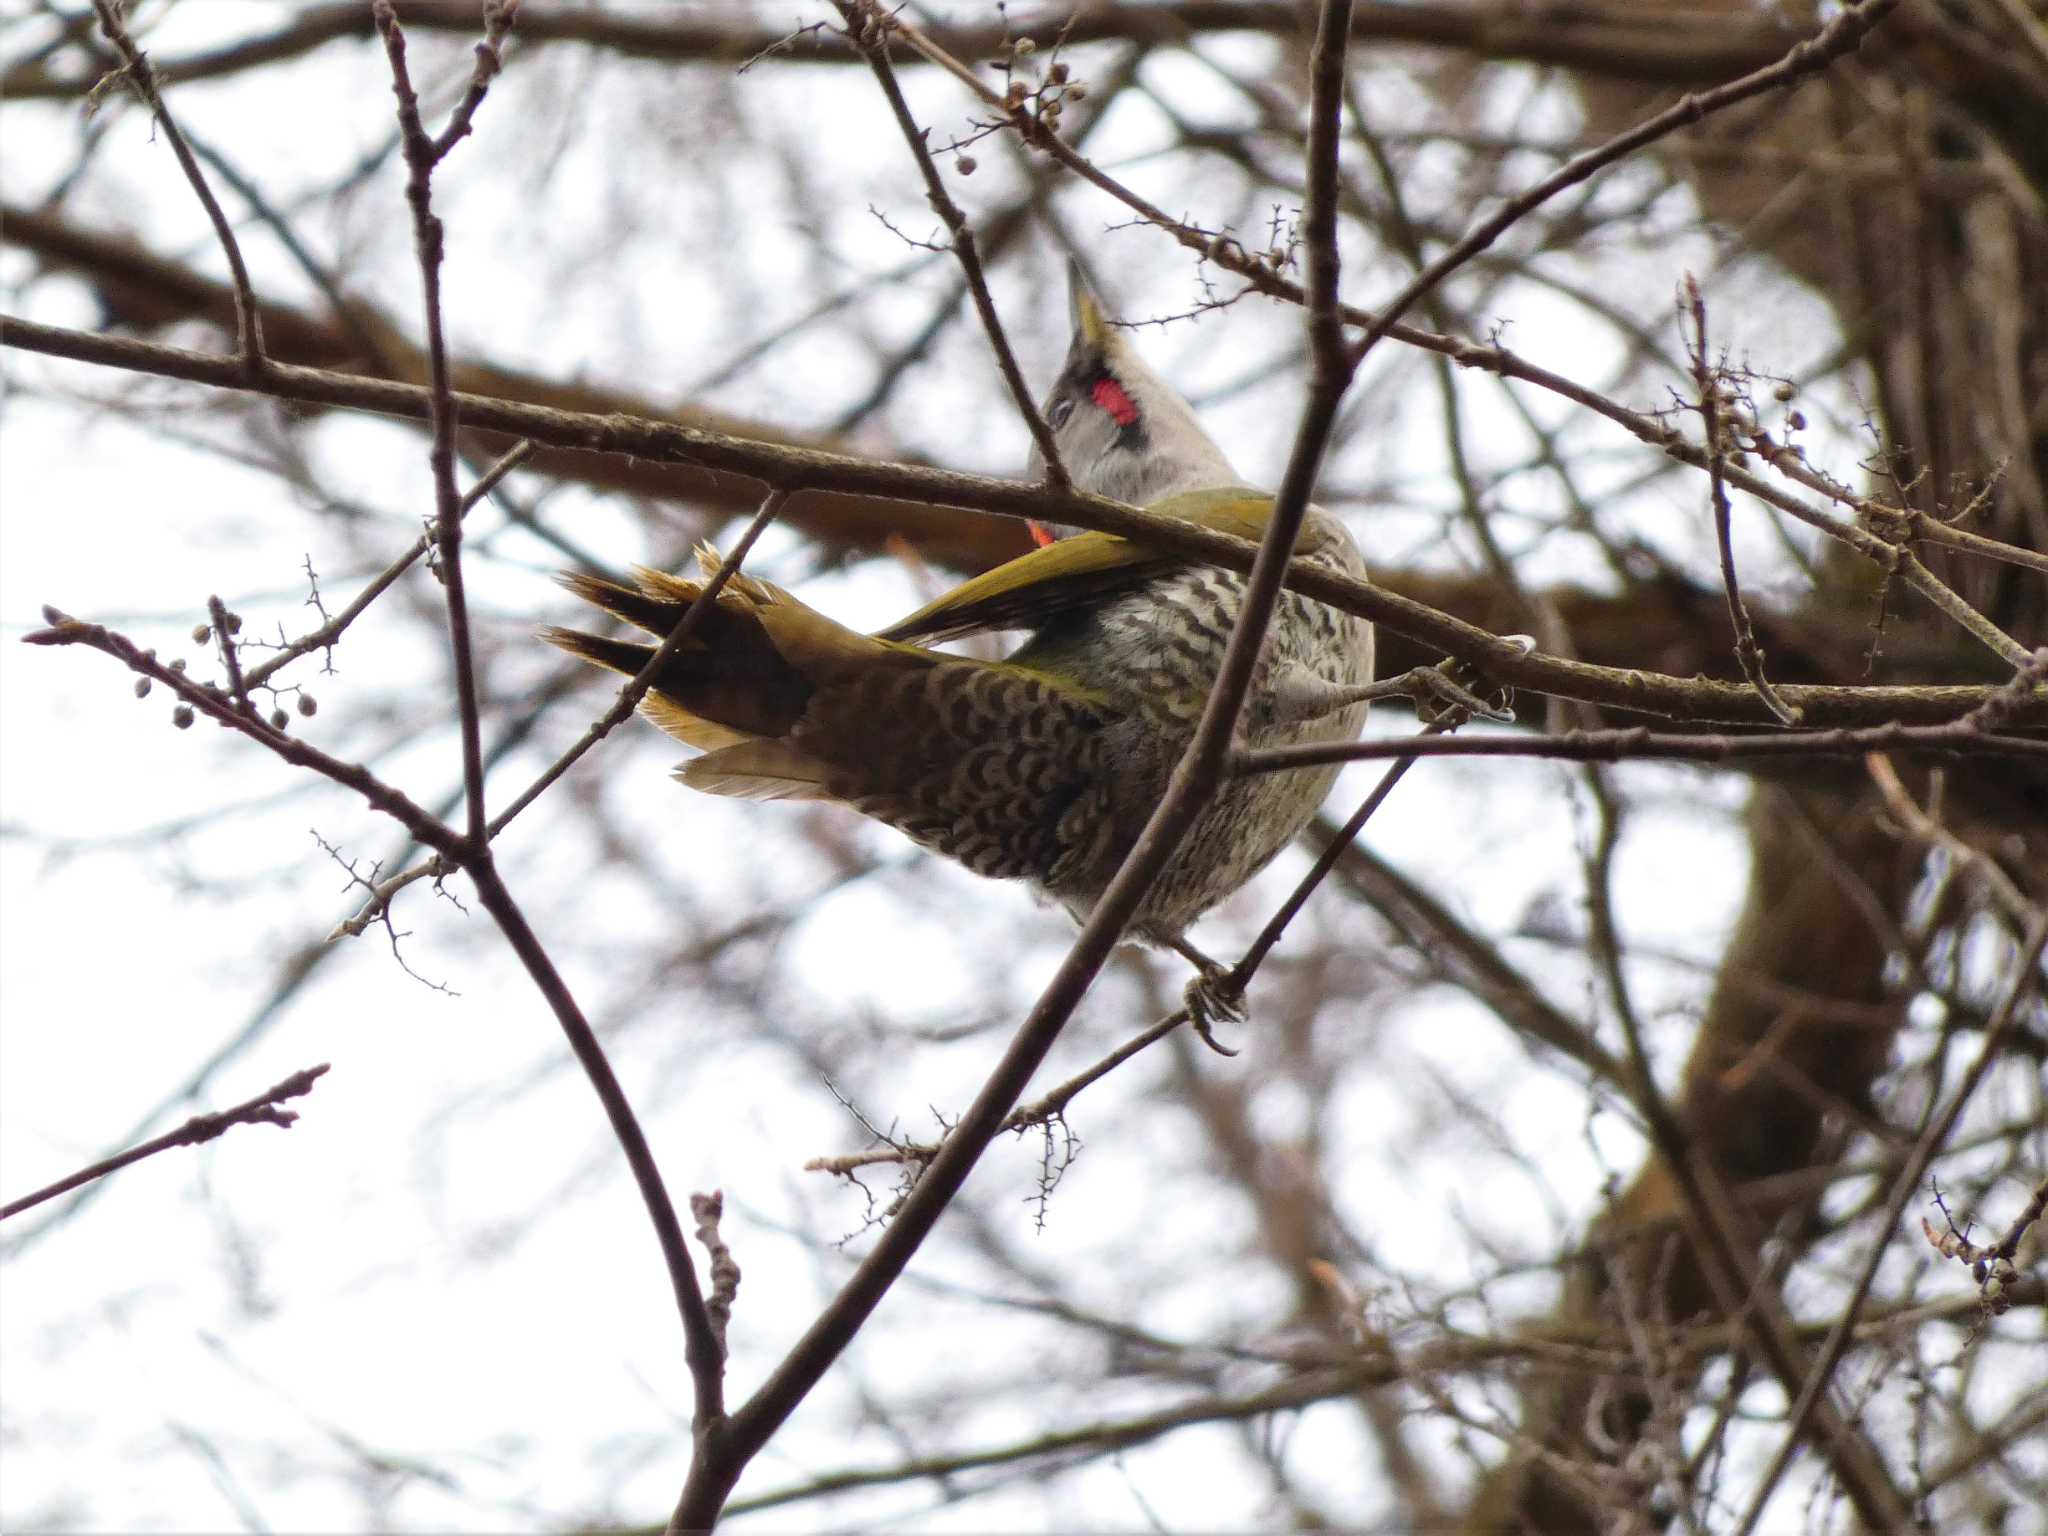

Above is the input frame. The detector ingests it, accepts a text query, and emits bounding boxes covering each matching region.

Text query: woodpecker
[546,267,1376,1022]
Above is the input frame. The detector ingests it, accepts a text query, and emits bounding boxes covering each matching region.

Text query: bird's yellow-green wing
[879,487,1277,644]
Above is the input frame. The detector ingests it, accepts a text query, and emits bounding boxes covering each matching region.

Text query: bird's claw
[1415,635,1535,726]
[1183,967,1247,1056]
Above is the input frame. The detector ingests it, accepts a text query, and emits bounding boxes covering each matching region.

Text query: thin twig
[1739,429,2048,576]
[842,1,1068,490]
[808,1007,1190,1176]
[1864,754,2037,925]
[1890,547,2037,670]
[374,0,490,847]
[86,0,265,363]
[1962,648,2048,733]
[205,594,255,715]
[1923,1175,2046,1318]
[429,0,516,163]
[180,126,395,370]
[243,440,535,691]
[461,856,722,1430]
[1927,1176,2048,1273]
[1685,275,1800,725]
[26,614,462,854]
[984,1010,1185,1138]
[690,1191,739,1417]
[1227,649,1533,1004]
[1235,720,2048,774]
[326,856,447,942]
[80,8,258,366]
[1891,511,2048,574]
[1,1065,329,1221]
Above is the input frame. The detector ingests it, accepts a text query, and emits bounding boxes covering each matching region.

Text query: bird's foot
[1183,968,1246,1056]
[1165,937,1247,1056]
[1413,635,1536,725]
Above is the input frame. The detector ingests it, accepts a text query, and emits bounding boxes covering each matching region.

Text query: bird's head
[1026,264,1242,540]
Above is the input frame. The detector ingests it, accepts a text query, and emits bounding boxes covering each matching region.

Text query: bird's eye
[1047,396,1076,429]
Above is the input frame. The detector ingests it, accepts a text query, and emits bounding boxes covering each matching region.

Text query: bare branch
[85,0,265,362]
[842,1,1068,491]
[373,0,493,847]
[1236,719,2048,774]
[11,315,2033,730]
[1,1064,330,1221]
[1685,276,1801,725]
[689,1191,739,1423]
[243,440,536,691]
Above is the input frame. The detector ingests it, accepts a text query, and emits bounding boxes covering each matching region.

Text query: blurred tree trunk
[1463,4,2047,1529]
